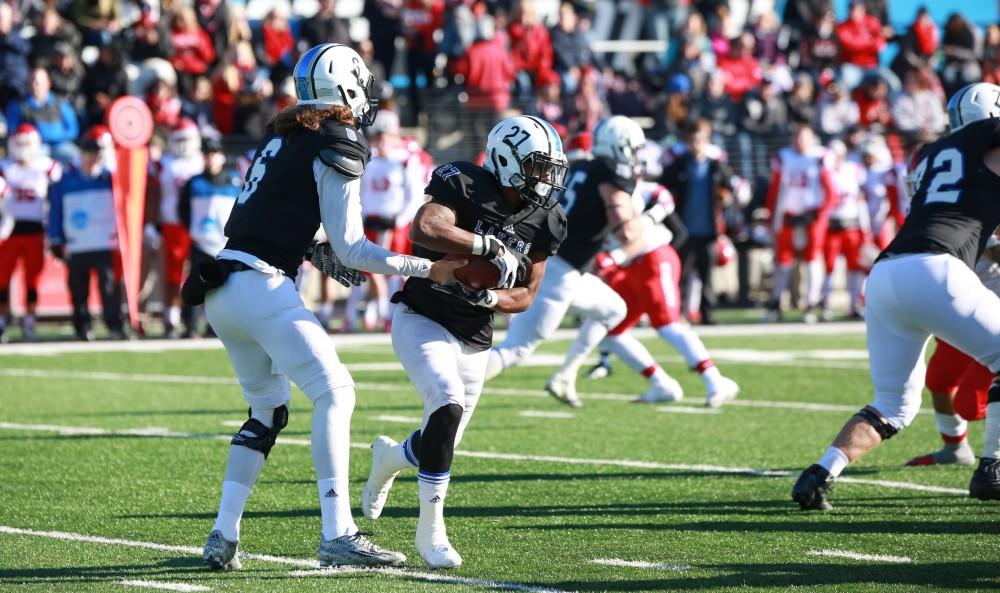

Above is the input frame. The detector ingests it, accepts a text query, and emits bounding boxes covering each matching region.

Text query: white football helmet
[167,119,201,159]
[484,115,568,209]
[947,82,1000,131]
[8,124,41,162]
[294,43,378,126]
[592,116,646,180]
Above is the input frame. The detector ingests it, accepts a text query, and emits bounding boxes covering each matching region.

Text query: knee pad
[231,405,289,458]
[854,406,899,441]
[26,288,37,305]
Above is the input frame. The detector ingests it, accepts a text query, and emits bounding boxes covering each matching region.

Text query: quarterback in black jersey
[195,44,463,571]
[360,115,567,569]
[486,116,652,407]
[792,82,1000,510]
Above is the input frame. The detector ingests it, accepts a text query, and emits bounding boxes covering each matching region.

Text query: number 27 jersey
[884,118,1000,268]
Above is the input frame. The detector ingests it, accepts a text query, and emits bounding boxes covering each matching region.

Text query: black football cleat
[969,457,1000,501]
[792,464,834,510]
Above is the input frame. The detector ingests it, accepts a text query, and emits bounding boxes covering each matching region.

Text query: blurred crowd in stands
[0,0,997,339]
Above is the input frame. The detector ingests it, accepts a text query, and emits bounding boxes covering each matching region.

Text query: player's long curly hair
[268,104,356,135]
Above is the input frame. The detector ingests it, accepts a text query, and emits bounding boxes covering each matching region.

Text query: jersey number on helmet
[560,170,587,215]
[238,138,284,205]
[913,148,963,205]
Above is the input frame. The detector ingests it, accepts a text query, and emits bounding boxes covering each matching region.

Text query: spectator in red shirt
[835,1,886,89]
[508,0,554,89]
[170,7,216,95]
[717,32,762,103]
[454,16,515,150]
[258,6,294,70]
[403,0,444,122]
[852,76,891,131]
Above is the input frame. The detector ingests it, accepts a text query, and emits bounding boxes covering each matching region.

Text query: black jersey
[556,158,636,271]
[400,161,567,351]
[884,118,1000,268]
[223,120,371,276]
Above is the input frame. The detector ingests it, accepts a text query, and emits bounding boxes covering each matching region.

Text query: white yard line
[370,414,423,424]
[806,549,912,563]
[117,579,211,592]
[0,526,567,593]
[0,422,966,496]
[518,410,576,419]
[0,322,867,356]
[0,367,902,416]
[589,558,691,571]
[654,406,720,415]
[288,568,570,592]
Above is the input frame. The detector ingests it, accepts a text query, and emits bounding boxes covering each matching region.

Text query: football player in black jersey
[196,43,463,570]
[792,82,1000,510]
[359,115,568,568]
[484,115,651,407]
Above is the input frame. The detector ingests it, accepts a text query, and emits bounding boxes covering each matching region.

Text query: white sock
[214,408,275,537]
[345,285,364,329]
[604,333,656,374]
[982,402,1000,459]
[400,431,420,469]
[657,323,710,367]
[317,478,355,540]
[771,265,792,304]
[312,390,358,540]
[935,412,968,439]
[212,481,252,542]
[818,446,850,477]
[821,273,833,306]
[558,318,608,375]
[416,470,450,545]
[805,260,824,307]
[847,271,864,310]
[167,306,181,328]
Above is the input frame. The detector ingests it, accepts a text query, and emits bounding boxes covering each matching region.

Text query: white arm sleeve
[314,158,432,278]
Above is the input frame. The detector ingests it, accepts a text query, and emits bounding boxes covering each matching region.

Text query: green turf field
[1,326,998,593]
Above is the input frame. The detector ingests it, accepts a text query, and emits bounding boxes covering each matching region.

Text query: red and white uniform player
[155,120,204,336]
[860,138,907,250]
[594,180,740,407]
[821,139,871,319]
[764,126,836,321]
[0,124,62,341]
[344,110,429,331]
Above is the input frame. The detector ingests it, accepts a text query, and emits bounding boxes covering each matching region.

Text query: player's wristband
[483,289,499,308]
[472,234,502,258]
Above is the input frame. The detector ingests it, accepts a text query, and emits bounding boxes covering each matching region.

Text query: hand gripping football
[442,254,501,290]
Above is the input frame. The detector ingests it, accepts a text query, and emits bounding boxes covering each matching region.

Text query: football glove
[309,241,366,288]
[473,234,521,289]
[430,282,499,309]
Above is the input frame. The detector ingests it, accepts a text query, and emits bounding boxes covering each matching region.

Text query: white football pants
[391,305,489,448]
[865,253,1000,429]
[488,255,626,379]
[205,259,354,409]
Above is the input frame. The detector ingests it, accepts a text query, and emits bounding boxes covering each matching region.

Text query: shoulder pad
[318,146,367,179]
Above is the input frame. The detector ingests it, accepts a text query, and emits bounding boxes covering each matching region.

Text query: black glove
[429,282,499,309]
[309,241,365,288]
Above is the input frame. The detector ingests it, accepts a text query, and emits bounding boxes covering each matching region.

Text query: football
[442,253,501,290]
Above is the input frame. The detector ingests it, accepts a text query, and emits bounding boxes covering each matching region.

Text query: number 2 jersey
[223,120,371,276]
[399,161,567,351]
[884,118,1000,268]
